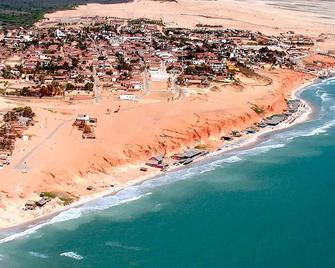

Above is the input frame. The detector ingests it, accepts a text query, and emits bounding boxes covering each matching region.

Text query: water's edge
[0,77,331,245]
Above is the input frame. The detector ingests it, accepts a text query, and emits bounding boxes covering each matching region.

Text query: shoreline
[0,77,317,242]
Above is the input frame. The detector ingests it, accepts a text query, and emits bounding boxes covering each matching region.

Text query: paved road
[14,119,72,172]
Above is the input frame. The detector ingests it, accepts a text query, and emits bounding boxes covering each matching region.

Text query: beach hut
[36,198,50,207]
[264,115,286,126]
[221,135,234,141]
[24,200,36,210]
[145,154,164,167]
[244,128,256,134]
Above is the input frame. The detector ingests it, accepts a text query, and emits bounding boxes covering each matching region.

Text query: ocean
[0,77,335,267]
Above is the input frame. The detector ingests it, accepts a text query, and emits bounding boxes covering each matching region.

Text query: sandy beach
[0,67,314,230]
[0,74,316,239]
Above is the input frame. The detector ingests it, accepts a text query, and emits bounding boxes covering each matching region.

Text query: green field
[0,0,127,28]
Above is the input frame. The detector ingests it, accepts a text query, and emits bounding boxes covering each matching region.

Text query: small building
[221,135,233,141]
[145,154,164,167]
[74,114,90,127]
[264,114,286,126]
[36,198,50,207]
[231,131,242,137]
[119,94,137,101]
[287,100,301,113]
[76,114,90,122]
[17,116,32,127]
[24,200,36,210]
[257,122,267,128]
[22,134,30,141]
[172,149,205,161]
[82,132,96,139]
[244,128,256,134]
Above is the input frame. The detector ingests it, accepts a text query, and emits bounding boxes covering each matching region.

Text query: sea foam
[302,120,335,137]
[60,252,83,260]
[0,193,150,244]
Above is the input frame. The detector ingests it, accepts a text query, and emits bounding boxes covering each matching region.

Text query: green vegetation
[195,24,222,28]
[40,192,57,199]
[194,144,211,150]
[40,191,77,205]
[84,82,94,91]
[3,106,35,122]
[250,103,265,114]
[13,106,35,118]
[59,197,75,206]
[129,18,164,26]
[0,0,128,28]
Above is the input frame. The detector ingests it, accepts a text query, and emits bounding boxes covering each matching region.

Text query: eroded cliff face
[0,69,310,216]
[65,74,313,189]
[70,93,288,182]
[54,73,301,184]
[0,68,312,228]
[121,97,287,160]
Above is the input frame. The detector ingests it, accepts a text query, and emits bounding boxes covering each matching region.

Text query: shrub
[251,104,264,114]
[40,191,57,199]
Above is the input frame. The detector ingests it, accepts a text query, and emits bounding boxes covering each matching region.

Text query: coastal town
[0,15,335,226]
[1,17,334,99]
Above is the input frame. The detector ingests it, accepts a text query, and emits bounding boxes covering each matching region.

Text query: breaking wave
[320,93,332,102]
[222,155,242,163]
[301,120,335,137]
[0,193,150,245]
[60,252,83,260]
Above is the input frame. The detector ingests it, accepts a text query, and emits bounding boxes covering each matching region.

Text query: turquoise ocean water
[0,78,335,267]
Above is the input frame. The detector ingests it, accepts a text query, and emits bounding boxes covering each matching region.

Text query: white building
[119,94,137,101]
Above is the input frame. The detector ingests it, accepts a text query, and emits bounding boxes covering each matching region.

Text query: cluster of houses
[144,148,209,171]
[219,101,302,148]
[0,106,35,169]
[73,114,97,139]
[0,17,318,98]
